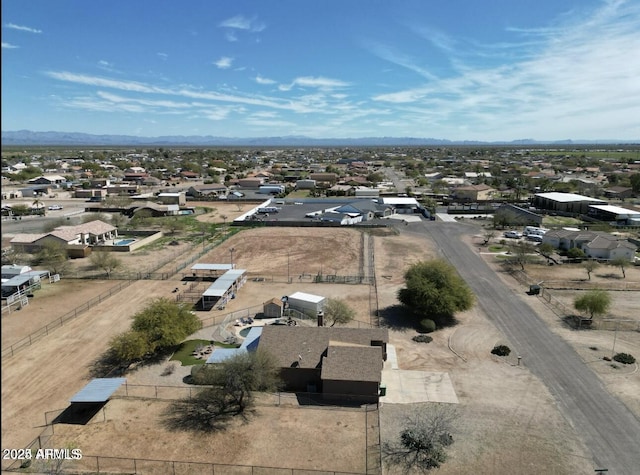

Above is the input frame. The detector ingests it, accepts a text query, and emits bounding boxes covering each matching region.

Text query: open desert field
[2,220,636,474]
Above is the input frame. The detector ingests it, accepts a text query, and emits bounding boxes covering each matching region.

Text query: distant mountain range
[1,130,637,147]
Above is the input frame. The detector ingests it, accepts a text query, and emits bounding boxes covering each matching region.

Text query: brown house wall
[323,380,379,403]
[279,367,321,392]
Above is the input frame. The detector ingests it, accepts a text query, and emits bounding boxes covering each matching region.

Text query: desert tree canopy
[574,290,612,320]
[397,259,474,326]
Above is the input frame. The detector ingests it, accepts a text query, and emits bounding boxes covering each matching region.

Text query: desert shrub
[412,334,433,344]
[418,319,437,333]
[491,345,511,357]
[567,247,586,259]
[613,353,636,365]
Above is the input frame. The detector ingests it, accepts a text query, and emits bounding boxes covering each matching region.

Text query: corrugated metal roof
[535,192,606,203]
[202,269,246,297]
[288,291,325,304]
[70,378,126,403]
[191,263,235,271]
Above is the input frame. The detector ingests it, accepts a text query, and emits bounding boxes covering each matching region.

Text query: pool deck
[231,317,303,338]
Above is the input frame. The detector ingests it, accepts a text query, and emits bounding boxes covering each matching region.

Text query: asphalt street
[412,220,640,473]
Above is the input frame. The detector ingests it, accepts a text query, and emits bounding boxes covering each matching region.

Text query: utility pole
[611,321,619,358]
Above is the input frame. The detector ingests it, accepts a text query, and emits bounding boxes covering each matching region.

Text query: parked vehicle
[48,205,63,210]
[257,206,280,214]
[526,234,544,242]
[504,230,522,239]
[523,226,547,236]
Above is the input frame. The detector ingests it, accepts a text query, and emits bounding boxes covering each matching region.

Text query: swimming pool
[114,239,135,246]
[239,326,254,338]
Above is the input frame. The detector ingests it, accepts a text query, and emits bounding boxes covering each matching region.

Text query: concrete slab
[384,214,422,222]
[380,370,459,404]
[385,344,399,370]
[435,213,458,222]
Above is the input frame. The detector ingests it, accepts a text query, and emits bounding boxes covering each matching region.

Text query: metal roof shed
[201,269,247,309]
[287,291,326,315]
[70,378,127,403]
[191,263,235,271]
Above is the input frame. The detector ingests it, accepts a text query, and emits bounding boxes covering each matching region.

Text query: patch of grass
[286,190,309,198]
[488,245,506,252]
[542,216,583,226]
[170,339,211,366]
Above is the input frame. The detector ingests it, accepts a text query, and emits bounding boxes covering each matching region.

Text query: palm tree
[32,197,45,215]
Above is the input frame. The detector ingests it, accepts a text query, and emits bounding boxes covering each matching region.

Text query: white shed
[286,291,326,316]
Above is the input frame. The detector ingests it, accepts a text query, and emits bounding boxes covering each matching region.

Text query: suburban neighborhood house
[542,229,637,261]
[10,220,117,254]
[258,326,388,402]
[207,326,389,402]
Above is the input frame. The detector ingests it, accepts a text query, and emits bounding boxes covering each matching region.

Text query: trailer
[258,185,285,194]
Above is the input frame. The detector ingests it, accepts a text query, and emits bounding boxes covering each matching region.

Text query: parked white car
[526,234,544,242]
[48,205,63,210]
[504,230,522,239]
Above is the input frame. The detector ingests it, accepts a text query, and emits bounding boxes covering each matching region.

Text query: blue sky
[2,0,639,141]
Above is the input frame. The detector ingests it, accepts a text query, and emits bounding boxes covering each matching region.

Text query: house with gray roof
[542,229,636,261]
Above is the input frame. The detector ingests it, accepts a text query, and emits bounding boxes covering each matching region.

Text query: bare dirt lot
[2,221,638,474]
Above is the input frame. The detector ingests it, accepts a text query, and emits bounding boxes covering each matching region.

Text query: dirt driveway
[2,222,636,474]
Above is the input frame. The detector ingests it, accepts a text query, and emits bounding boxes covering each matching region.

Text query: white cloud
[97,60,116,72]
[278,76,351,91]
[214,57,233,69]
[255,75,276,85]
[157,52,168,60]
[363,40,438,80]
[4,23,42,34]
[2,42,19,49]
[219,15,265,33]
[371,0,640,140]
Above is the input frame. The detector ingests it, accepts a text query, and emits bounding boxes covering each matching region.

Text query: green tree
[583,259,599,280]
[109,330,151,362]
[609,257,629,279]
[90,251,123,278]
[630,173,640,193]
[34,242,69,275]
[507,241,536,271]
[162,216,186,234]
[169,350,281,431]
[538,243,555,263]
[574,290,612,320]
[567,247,586,260]
[482,229,496,246]
[110,212,128,228]
[131,298,202,352]
[397,260,474,327]
[383,404,458,473]
[323,298,356,327]
[103,195,133,208]
[42,217,68,233]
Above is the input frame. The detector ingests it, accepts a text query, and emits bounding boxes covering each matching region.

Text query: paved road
[413,220,640,474]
